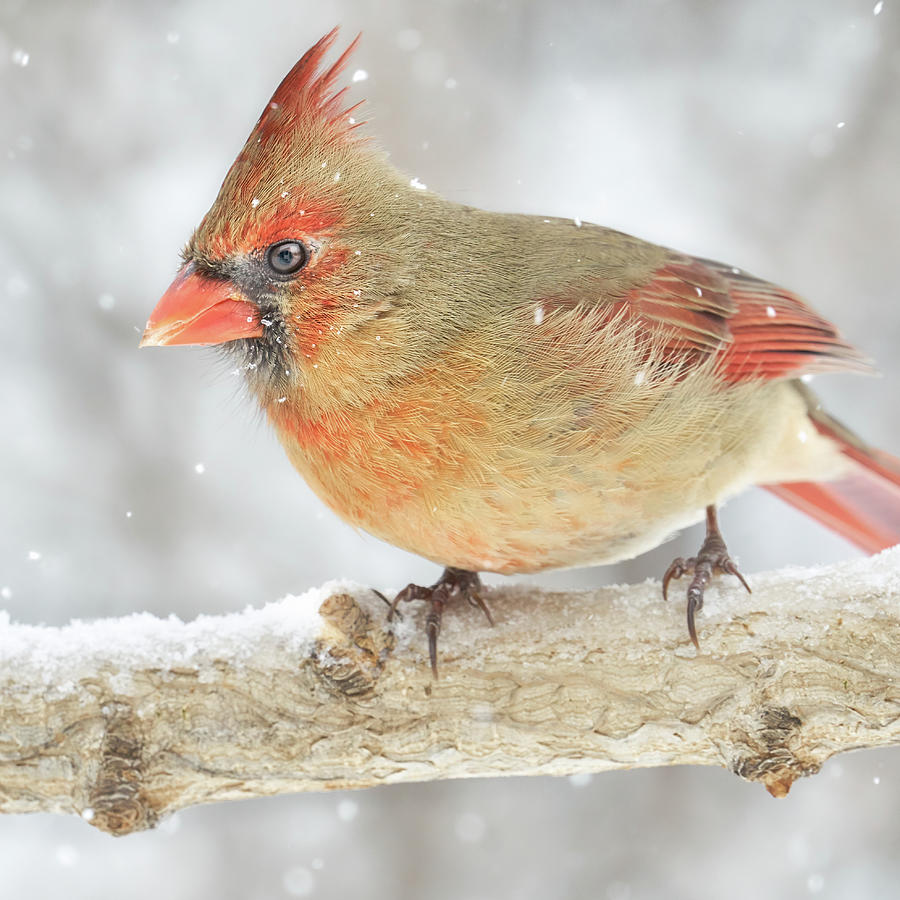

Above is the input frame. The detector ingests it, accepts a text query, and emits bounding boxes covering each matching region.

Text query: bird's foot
[662,505,751,649]
[377,567,493,677]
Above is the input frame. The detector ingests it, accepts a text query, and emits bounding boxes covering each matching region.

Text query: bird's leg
[662,505,751,649]
[383,567,493,677]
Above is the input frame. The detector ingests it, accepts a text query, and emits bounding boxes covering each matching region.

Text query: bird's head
[141,29,426,408]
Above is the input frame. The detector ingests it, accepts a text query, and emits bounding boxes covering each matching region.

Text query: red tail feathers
[765,396,900,554]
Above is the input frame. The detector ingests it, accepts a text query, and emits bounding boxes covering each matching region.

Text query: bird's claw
[662,507,751,649]
[371,588,402,620]
[385,567,493,677]
[466,590,495,626]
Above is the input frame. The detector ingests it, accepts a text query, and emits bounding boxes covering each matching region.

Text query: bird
[141,29,900,674]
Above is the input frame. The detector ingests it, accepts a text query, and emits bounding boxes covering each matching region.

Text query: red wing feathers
[623,256,735,357]
[699,257,873,383]
[623,253,872,383]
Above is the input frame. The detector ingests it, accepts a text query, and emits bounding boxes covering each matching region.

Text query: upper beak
[140,261,265,347]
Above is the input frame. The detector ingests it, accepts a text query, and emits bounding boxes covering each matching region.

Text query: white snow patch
[0,581,368,702]
[766,305,776,318]
[462,548,900,673]
[194,462,205,474]
[3,551,898,706]
[351,69,368,82]
[534,304,545,325]
[874,0,884,13]
[409,176,427,191]
[11,48,30,67]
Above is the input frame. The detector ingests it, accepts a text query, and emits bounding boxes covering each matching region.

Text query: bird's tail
[765,385,900,553]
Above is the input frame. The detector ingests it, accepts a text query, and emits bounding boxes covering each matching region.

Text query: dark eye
[266,240,308,276]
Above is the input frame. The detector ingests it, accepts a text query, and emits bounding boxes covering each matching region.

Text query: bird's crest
[195,29,370,258]
[248,27,365,147]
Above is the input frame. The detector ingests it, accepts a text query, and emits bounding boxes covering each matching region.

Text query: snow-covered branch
[1,548,899,835]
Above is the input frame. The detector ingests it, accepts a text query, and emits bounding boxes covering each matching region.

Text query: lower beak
[140,261,264,347]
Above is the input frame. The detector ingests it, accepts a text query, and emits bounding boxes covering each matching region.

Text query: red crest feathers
[250,28,364,144]
[194,30,368,258]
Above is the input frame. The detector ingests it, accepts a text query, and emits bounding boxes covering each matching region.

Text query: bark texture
[1,548,898,835]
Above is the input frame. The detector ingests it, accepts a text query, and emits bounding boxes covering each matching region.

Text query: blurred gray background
[1,0,899,897]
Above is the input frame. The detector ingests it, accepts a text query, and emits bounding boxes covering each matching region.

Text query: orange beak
[140,262,265,347]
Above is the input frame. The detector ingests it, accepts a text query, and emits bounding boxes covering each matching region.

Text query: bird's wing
[613,251,872,382]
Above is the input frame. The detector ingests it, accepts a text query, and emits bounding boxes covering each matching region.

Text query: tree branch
[1,548,898,835]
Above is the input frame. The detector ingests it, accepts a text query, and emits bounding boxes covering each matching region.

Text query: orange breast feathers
[258,274,852,574]
[264,351,493,524]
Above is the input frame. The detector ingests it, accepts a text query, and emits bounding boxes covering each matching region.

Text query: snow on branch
[1,548,899,835]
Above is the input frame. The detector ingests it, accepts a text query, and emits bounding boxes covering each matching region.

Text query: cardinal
[142,30,900,673]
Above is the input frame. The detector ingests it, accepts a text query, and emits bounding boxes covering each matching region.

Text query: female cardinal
[142,30,900,672]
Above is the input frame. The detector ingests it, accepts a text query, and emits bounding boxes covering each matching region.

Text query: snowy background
[1,0,899,897]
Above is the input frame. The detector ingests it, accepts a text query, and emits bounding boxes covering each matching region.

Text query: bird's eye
[266,240,308,276]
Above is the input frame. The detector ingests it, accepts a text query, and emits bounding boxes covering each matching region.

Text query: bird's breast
[262,378,809,575]
[260,308,843,573]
